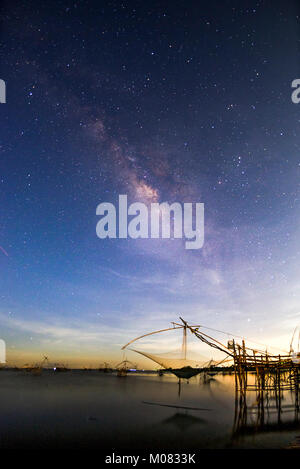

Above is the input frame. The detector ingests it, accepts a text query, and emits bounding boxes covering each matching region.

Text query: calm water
[0,370,299,449]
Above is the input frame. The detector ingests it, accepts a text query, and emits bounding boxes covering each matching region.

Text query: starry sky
[0,0,299,367]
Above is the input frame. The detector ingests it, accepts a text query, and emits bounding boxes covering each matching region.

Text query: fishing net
[130,348,212,369]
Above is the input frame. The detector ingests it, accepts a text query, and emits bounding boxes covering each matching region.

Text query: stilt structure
[122,317,300,392]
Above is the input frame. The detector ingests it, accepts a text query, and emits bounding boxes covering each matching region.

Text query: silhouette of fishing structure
[123,317,300,445]
[98,362,113,373]
[116,359,136,377]
[23,355,49,376]
[228,327,300,445]
[122,318,228,380]
[122,318,300,393]
[53,363,69,372]
[23,356,69,374]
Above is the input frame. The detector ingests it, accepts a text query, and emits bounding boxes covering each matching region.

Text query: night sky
[0,0,299,367]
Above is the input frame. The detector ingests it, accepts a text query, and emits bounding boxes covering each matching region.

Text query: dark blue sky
[0,0,299,366]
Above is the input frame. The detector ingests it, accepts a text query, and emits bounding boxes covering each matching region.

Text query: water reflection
[232,382,300,445]
[162,413,206,431]
[0,370,299,449]
[176,370,300,448]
